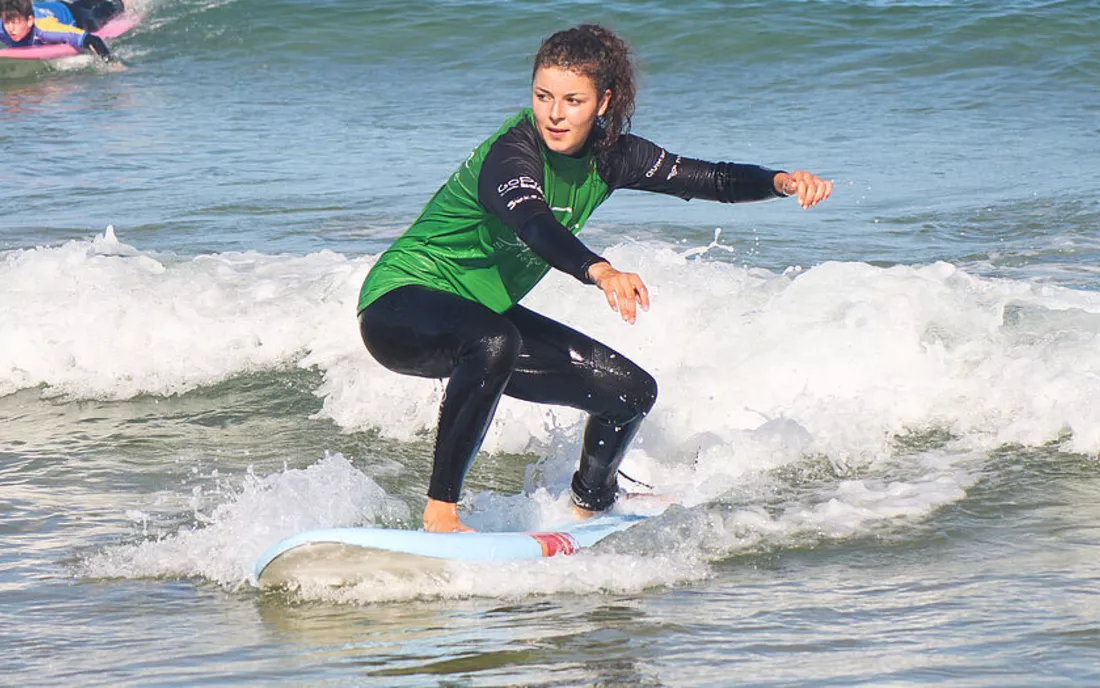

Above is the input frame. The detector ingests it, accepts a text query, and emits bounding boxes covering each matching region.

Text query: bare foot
[571,503,596,521]
[423,498,474,533]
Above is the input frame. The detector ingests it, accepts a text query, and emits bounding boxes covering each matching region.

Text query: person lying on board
[0,0,125,60]
[356,24,833,533]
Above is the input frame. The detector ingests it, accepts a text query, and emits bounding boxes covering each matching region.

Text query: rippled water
[3,0,1100,684]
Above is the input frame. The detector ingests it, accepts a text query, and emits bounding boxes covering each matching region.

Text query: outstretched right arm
[600,134,831,207]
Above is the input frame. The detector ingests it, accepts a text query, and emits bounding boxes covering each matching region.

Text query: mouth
[545,126,569,138]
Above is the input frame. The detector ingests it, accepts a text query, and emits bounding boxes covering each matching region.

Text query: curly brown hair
[533,24,637,155]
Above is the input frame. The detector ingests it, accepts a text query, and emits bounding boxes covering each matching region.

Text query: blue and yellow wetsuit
[1,0,122,57]
[0,2,87,49]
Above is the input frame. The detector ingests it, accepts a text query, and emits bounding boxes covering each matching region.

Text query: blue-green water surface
[2,1,1100,685]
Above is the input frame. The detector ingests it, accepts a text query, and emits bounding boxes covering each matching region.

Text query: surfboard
[255,513,650,588]
[0,14,137,60]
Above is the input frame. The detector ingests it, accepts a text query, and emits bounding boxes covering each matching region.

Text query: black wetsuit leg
[358,285,657,510]
[359,286,522,504]
[64,0,124,32]
[500,305,657,511]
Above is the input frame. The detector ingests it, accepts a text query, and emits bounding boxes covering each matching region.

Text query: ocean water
[3,0,1100,685]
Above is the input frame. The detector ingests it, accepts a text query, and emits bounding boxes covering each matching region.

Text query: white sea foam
[76,446,970,601]
[10,229,1100,457]
[0,227,368,399]
[25,228,1100,597]
[78,451,409,587]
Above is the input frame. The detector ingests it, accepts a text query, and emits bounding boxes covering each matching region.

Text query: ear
[597,89,612,117]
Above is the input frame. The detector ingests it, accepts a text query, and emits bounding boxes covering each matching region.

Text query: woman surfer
[357,24,833,532]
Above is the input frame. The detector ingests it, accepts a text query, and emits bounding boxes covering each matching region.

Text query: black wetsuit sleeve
[598,134,786,202]
[477,120,605,284]
[515,213,606,284]
[83,34,110,60]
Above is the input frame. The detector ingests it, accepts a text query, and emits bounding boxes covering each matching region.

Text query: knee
[619,368,657,423]
[635,369,658,417]
[596,350,658,423]
[606,364,658,425]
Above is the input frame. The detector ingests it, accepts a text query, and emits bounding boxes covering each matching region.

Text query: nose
[549,99,564,122]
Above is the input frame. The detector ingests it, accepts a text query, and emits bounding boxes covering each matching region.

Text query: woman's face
[531,65,610,156]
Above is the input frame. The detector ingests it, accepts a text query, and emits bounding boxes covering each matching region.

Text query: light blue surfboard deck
[255,513,649,588]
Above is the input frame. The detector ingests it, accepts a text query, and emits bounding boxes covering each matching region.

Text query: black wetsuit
[358,110,785,511]
[65,0,124,32]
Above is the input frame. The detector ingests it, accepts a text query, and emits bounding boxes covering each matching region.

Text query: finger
[784,173,801,196]
[789,173,806,208]
[803,182,818,207]
[604,287,619,313]
[617,284,637,323]
[634,279,650,311]
[619,289,636,323]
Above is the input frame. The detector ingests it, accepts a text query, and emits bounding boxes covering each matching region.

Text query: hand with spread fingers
[587,261,650,325]
[774,169,833,209]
